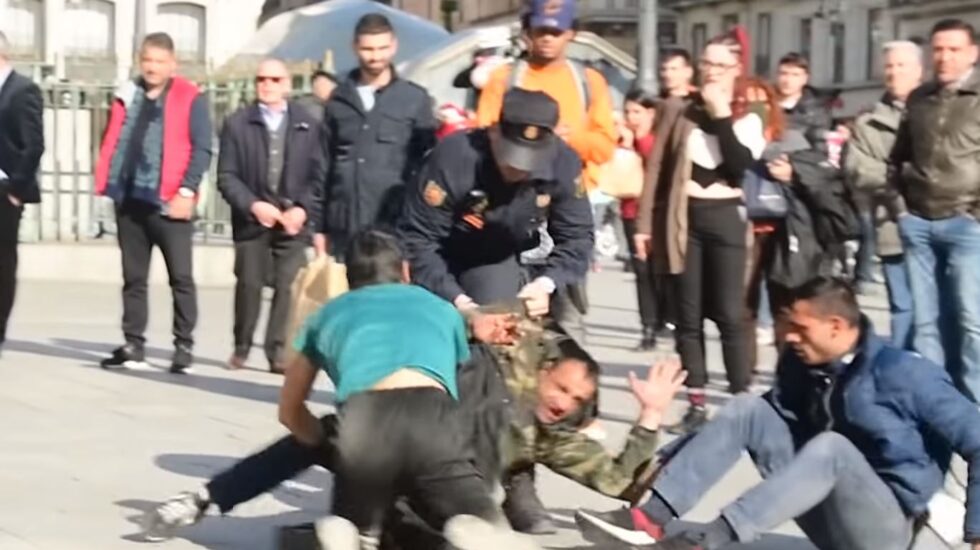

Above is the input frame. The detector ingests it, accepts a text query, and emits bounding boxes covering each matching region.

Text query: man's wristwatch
[177,187,195,198]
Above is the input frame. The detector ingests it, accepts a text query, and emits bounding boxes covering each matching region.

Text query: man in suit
[217,58,324,374]
[0,31,45,357]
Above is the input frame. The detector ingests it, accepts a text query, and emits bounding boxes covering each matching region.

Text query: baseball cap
[527,0,576,31]
[496,89,560,172]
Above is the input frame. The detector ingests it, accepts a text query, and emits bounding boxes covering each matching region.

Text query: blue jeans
[881,254,913,350]
[898,213,980,400]
[647,395,912,550]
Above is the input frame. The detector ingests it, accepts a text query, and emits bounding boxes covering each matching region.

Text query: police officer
[399,88,594,534]
[399,88,593,319]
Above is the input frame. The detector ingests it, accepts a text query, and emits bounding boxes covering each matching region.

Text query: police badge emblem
[423,180,447,207]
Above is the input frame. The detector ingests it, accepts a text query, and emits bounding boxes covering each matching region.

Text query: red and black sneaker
[574,507,665,546]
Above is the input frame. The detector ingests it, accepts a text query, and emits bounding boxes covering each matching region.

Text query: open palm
[628,358,687,415]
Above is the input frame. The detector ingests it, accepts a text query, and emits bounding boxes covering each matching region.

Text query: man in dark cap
[399,88,593,318]
[398,87,594,533]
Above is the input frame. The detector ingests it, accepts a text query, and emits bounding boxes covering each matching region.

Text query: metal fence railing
[23,80,276,244]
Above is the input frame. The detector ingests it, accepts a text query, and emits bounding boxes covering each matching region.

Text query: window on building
[800,17,812,64]
[867,8,885,79]
[658,21,678,47]
[755,13,772,77]
[626,0,639,8]
[722,14,739,32]
[0,0,43,59]
[64,0,115,58]
[156,2,207,63]
[692,23,707,58]
[831,21,846,83]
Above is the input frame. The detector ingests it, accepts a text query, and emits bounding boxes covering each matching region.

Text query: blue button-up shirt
[259,102,288,132]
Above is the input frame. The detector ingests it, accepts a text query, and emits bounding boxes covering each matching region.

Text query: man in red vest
[94,32,213,373]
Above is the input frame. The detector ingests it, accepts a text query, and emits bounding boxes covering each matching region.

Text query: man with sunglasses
[217,58,325,374]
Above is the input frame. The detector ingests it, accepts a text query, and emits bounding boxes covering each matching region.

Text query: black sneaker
[100,343,149,370]
[636,326,657,351]
[170,344,194,374]
[666,405,708,436]
[575,507,664,546]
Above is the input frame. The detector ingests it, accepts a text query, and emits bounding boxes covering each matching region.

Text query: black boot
[502,469,556,534]
[636,326,657,351]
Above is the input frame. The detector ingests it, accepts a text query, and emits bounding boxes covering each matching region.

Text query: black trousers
[333,388,501,536]
[0,190,23,346]
[623,218,675,329]
[676,199,751,393]
[233,231,307,362]
[116,203,197,347]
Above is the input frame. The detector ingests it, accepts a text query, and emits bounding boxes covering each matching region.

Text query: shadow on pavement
[113,368,335,406]
[116,498,321,550]
[153,452,333,512]
[52,337,228,369]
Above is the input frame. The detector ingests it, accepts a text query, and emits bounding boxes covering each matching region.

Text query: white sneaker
[756,327,775,347]
[141,489,210,542]
[443,515,542,550]
[315,516,362,550]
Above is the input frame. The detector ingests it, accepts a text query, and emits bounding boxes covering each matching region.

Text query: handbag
[743,165,788,220]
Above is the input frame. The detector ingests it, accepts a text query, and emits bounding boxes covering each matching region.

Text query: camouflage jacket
[480,306,659,498]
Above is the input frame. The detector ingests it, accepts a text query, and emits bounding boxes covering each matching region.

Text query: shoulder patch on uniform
[423,180,447,207]
[536,194,552,208]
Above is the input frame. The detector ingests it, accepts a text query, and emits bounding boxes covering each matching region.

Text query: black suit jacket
[0,70,44,204]
[217,100,325,242]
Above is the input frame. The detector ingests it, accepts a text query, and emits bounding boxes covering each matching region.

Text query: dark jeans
[0,191,23,346]
[233,231,307,362]
[648,395,913,550]
[333,388,501,536]
[677,199,750,392]
[745,231,793,367]
[116,203,197,347]
[207,416,337,514]
[855,209,877,283]
[623,217,674,329]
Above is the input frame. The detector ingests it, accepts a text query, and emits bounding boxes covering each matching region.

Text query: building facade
[579,0,680,56]
[664,0,980,116]
[1,0,265,82]
[260,0,521,28]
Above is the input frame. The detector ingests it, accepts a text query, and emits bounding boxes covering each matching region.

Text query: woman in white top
[634,31,766,434]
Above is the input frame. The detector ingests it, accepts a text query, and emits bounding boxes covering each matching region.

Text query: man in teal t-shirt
[278,230,535,550]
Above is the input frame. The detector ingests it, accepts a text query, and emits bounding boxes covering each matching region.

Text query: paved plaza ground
[0,263,901,549]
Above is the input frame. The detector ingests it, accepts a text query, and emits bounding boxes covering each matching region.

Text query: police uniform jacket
[320,70,437,242]
[398,129,594,303]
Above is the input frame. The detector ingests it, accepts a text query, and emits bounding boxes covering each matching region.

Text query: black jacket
[217,101,325,242]
[0,70,45,204]
[783,86,834,147]
[320,71,437,241]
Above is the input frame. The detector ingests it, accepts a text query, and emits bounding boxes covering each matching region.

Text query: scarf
[105,83,166,205]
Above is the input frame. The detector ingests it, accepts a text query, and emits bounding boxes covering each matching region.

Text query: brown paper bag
[283,255,349,363]
[596,147,645,199]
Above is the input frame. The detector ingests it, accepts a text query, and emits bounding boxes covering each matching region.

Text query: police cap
[497,89,560,172]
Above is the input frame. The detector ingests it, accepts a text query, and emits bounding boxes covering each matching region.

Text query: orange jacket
[476,61,617,193]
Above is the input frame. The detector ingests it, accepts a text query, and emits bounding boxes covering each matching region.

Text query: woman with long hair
[619,89,674,349]
[635,29,766,434]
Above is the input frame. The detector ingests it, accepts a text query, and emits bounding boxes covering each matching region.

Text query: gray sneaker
[141,490,210,542]
[443,515,542,550]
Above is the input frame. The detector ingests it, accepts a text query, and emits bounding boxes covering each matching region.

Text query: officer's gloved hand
[518,277,555,318]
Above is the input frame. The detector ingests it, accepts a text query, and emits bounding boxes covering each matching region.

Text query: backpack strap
[505,58,593,114]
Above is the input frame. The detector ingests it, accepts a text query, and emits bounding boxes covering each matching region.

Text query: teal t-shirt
[293,283,470,403]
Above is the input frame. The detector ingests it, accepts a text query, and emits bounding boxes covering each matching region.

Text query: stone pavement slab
[0,265,897,549]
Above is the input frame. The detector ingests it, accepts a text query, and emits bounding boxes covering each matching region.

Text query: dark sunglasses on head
[256,76,285,84]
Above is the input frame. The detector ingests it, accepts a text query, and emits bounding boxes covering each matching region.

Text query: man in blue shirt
[278,230,531,549]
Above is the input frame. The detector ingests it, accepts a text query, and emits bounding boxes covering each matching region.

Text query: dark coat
[217,101,325,242]
[766,319,980,539]
[0,70,45,204]
[320,71,437,242]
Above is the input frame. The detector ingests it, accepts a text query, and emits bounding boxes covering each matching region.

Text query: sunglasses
[256,76,285,84]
